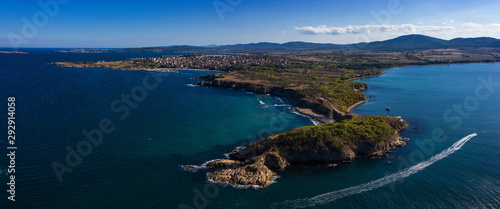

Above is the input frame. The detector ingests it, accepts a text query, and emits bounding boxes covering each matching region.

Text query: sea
[0,49,498,209]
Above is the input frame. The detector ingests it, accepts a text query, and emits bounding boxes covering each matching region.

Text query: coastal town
[51,54,293,71]
[145,54,291,70]
[54,49,113,53]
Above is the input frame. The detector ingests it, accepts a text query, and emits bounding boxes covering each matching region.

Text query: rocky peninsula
[0,51,28,54]
[198,69,373,123]
[187,115,409,187]
[184,56,414,188]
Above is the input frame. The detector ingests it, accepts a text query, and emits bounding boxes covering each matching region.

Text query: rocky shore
[52,55,412,189]
[191,71,413,188]
[185,116,409,187]
[49,61,202,72]
[198,73,353,123]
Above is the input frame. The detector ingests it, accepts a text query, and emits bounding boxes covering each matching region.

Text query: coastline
[48,53,420,189]
[144,67,216,72]
[347,100,366,113]
[197,73,361,123]
[343,62,500,115]
[50,55,455,127]
[190,65,415,188]
[292,107,332,124]
[349,71,385,81]
[198,116,410,188]
[49,62,215,72]
[176,68,214,72]
[0,51,28,54]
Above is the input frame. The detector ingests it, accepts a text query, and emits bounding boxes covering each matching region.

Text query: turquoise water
[0,50,499,208]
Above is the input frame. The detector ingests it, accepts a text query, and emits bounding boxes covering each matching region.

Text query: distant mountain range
[352,35,500,51]
[58,35,500,53]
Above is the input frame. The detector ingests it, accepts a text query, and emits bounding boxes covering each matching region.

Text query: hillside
[196,115,409,187]
[54,35,500,53]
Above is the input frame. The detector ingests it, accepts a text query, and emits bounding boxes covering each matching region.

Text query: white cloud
[291,22,500,44]
[460,22,483,28]
[295,24,454,35]
[442,18,455,25]
[486,23,500,27]
[458,22,500,34]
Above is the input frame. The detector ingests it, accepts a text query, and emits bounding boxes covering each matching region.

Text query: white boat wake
[274,133,477,208]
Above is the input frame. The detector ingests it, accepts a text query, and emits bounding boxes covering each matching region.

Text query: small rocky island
[185,115,409,187]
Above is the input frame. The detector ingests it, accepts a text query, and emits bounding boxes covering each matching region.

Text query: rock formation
[193,116,409,188]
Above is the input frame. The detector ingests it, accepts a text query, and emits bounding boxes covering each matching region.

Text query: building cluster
[148,55,290,69]
[54,49,112,53]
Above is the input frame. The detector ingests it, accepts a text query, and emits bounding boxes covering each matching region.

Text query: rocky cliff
[195,116,409,188]
[198,73,349,123]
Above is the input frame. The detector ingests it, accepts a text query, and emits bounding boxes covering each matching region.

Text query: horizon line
[0,34,498,49]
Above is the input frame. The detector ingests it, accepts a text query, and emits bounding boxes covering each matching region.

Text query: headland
[49,36,500,188]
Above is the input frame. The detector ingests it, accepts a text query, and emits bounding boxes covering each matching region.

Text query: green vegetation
[58,49,500,114]
[250,116,399,153]
[131,59,156,68]
[214,61,380,112]
[74,61,98,67]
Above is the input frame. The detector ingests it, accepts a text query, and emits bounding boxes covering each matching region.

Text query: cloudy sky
[1,0,500,48]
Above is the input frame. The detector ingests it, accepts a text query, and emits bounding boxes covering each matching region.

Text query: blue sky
[1,0,500,48]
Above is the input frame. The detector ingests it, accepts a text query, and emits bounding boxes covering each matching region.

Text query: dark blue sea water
[0,50,499,209]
